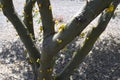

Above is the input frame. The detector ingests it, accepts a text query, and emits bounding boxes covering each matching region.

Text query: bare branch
[55,1,119,80]
[37,0,55,38]
[1,0,41,62]
[43,0,113,56]
[35,1,55,79]
[24,0,36,40]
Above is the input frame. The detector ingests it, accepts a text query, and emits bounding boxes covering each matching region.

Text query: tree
[0,0,119,80]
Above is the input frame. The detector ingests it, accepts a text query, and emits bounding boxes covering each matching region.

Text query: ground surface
[0,0,120,80]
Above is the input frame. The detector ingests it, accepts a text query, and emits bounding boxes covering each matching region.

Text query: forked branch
[48,0,113,56]
[1,0,41,62]
[56,1,119,80]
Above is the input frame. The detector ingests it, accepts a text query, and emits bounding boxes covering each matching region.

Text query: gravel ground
[0,0,120,80]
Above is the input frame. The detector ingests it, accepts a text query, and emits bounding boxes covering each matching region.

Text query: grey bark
[24,0,36,40]
[1,0,119,80]
[1,0,41,79]
[55,1,119,79]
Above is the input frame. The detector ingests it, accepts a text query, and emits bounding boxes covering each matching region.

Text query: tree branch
[37,0,55,38]
[24,0,36,40]
[37,1,114,79]
[55,1,119,80]
[1,0,41,62]
[43,0,114,55]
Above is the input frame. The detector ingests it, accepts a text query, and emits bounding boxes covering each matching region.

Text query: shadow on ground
[0,34,120,80]
[0,39,33,80]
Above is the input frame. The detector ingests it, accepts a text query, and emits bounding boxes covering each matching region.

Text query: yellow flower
[24,2,26,6]
[0,3,3,8]
[34,9,39,13]
[49,5,52,10]
[49,68,52,72]
[55,20,58,25]
[80,32,85,37]
[29,59,33,63]
[86,37,89,40]
[47,68,52,72]
[43,78,46,80]
[58,24,65,32]
[36,58,40,63]
[22,10,24,14]
[105,3,114,12]
[56,39,62,43]
[39,26,43,31]
[40,70,42,73]
[38,3,41,7]
[29,33,33,38]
